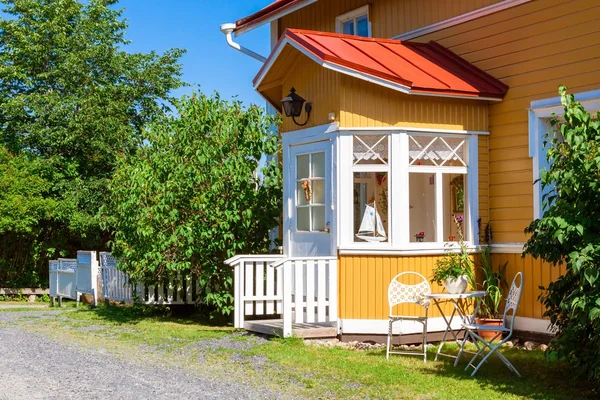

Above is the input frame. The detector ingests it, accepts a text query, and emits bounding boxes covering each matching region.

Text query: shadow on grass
[72,303,235,333]
[396,345,599,400]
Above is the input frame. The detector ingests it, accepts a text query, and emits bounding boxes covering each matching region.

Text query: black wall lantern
[281,87,312,126]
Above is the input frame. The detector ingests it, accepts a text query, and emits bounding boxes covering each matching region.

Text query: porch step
[244,319,338,338]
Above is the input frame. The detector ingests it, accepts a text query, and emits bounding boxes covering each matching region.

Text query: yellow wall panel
[339,254,480,320]
[417,0,600,243]
[278,0,502,39]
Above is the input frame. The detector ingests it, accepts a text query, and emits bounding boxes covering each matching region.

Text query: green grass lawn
[5,304,596,399]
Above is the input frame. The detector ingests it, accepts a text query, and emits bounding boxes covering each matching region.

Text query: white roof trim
[235,0,318,37]
[392,0,532,41]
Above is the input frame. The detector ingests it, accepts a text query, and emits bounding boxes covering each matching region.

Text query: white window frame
[339,130,479,251]
[528,89,600,219]
[335,5,371,37]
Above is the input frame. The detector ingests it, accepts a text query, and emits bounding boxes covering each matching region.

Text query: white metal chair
[386,272,431,362]
[455,272,524,377]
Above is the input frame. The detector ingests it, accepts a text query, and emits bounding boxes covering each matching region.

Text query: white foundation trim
[392,0,532,41]
[489,243,525,253]
[340,317,463,335]
[514,316,556,335]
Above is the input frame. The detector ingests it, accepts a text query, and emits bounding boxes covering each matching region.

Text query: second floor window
[336,5,371,38]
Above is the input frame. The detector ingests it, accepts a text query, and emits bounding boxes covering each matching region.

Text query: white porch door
[287,141,334,257]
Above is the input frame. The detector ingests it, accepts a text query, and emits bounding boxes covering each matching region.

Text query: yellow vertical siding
[490,253,566,320]
[280,57,340,132]
[340,252,564,321]
[339,74,490,131]
[339,254,478,320]
[278,0,503,39]
[416,0,600,243]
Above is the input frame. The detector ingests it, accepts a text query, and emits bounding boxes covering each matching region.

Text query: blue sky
[119,0,273,107]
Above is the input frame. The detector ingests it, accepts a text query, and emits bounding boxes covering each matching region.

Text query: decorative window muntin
[408,134,467,167]
[296,152,326,232]
[353,134,389,165]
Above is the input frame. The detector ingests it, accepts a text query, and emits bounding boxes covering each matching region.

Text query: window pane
[408,135,467,167]
[356,15,369,37]
[297,181,308,206]
[343,20,354,35]
[353,135,388,165]
[312,152,325,177]
[297,207,310,231]
[297,154,310,178]
[409,173,436,243]
[354,172,388,242]
[312,206,325,231]
[312,179,325,204]
[443,174,467,242]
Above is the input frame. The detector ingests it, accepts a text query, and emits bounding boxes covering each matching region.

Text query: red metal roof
[235,0,315,34]
[255,29,509,100]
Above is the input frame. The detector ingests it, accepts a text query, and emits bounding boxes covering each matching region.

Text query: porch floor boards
[244,319,337,338]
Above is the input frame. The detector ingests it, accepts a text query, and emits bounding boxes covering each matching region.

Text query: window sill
[339,243,480,256]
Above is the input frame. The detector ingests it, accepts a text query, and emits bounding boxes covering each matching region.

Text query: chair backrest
[502,272,524,332]
[388,272,431,314]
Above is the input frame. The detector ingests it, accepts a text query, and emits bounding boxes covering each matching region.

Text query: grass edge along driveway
[3,304,597,400]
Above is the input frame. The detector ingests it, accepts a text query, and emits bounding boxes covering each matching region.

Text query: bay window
[343,131,476,249]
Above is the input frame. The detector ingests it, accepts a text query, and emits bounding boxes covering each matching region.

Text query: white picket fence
[225,255,338,337]
[75,251,99,306]
[49,258,78,301]
[99,252,201,305]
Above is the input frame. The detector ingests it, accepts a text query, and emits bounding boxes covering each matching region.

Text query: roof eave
[234,0,318,37]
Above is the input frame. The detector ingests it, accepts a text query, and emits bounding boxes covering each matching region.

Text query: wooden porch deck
[245,319,338,338]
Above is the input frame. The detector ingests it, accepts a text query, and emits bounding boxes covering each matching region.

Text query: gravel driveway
[0,309,281,400]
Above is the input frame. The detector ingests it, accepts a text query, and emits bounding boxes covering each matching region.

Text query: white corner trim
[514,316,555,335]
[392,0,532,41]
[489,243,525,254]
[340,317,463,335]
[235,0,318,37]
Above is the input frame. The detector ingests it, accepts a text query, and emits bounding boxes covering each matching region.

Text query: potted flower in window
[431,218,475,293]
[475,246,508,340]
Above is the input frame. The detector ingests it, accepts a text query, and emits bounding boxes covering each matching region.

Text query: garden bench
[0,288,49,302]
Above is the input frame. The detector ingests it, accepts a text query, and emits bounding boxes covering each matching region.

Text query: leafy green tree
[0,0,185,286]
[524,86,600,381]
[102,92,282,317]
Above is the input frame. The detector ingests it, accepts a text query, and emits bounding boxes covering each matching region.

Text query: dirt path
[0,309,281,400]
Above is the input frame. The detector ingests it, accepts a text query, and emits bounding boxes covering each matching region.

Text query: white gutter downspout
[220,23,267,63]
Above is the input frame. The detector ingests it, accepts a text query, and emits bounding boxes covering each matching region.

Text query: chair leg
[423,309,428,363]
[386,319,392,360]
[454,330,470,367]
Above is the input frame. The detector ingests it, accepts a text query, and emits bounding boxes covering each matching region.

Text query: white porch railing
[75,251,99,306]
[49,258,78,301]
[225,255,338,337]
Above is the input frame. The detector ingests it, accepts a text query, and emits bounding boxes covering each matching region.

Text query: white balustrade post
[282,262,293,337]
[328,259,338,322]
[294,260,304,324]
[91,251,98,307]
[234,261,242,328]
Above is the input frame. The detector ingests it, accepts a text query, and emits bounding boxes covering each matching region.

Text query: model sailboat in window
[356,201,387,242]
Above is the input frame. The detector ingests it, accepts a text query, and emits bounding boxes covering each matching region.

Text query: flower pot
[443,275,468,294]
[475,317,504,341]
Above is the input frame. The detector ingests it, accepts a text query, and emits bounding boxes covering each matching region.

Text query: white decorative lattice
[409,135,467,166]
[353,135,388,164]
[57,259,77,271]
[388,273,431,308]
[49,260,59,271]
[100,252,118,269]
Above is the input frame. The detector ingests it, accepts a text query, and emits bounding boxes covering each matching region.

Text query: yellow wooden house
[222,0,600,340]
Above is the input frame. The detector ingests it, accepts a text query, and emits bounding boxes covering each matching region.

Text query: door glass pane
[312,179,325,204]
[409,173,436,243]
[297,181,308,206]
[343,20,354,35]
[443,173,467,242]
[354,172,388,242]
[356,15,369,37]
[297,154,310,179]
[297,207,310,231]
[312,206,325,231]
[312,152,325,177]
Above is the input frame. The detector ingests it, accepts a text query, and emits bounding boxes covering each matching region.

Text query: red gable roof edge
[254,29,509,101]
[234,0,316,35]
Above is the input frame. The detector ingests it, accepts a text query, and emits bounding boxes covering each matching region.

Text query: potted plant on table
[431,217,475,293]
[475,246,508,340]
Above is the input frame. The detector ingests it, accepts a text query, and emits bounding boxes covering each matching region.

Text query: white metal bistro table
[425,291,486,361]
